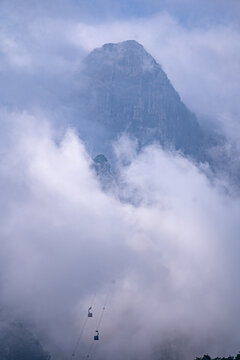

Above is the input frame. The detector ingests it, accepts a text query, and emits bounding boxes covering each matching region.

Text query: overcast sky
[0,2,240,360]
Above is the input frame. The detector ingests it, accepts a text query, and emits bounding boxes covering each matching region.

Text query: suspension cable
[69,293,96,359]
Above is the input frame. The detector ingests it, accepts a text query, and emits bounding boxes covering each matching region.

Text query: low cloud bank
[0,111,240,359]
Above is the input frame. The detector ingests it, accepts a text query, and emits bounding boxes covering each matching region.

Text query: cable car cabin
[94,330,99,341]
[88,307,93,318]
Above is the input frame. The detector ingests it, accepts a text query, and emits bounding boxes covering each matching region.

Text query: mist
[1,1,240,359]
[0,110,239,359]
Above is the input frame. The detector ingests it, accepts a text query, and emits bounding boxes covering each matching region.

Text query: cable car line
[70,294,96,359]
[69,315,88,359]
[71,281,115,360]
[84,284,113,360]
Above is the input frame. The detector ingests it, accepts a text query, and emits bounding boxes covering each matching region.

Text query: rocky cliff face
[78,40,211,162]
[0,322,50,360]
[72,39,240,188]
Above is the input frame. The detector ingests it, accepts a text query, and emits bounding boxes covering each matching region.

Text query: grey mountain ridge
[92,154,112,185]
[74,40,240,188]
[77,40,216,164]
[0,322,50,360]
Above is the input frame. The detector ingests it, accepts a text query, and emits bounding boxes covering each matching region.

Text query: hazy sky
[0,0,240,134]
[0,2,240,360]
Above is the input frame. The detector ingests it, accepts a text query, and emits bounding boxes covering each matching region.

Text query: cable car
[94,330,99,341]
[88,307,93,318]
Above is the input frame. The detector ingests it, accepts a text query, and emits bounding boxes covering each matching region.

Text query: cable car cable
[84,283,114,360]
[70,293,96,359]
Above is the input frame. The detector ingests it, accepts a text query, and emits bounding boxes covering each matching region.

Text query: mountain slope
[77,40,212,162]
[0,322,50,360]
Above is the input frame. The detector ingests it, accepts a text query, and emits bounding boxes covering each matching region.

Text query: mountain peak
[78,40,207,161]
[102,40,144,51]
[85,40,158,76]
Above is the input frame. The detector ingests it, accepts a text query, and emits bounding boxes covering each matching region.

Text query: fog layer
[0,111,240,359]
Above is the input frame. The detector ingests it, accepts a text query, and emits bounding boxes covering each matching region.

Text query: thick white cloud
[0,112,240,359]
[0,2,240,359]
